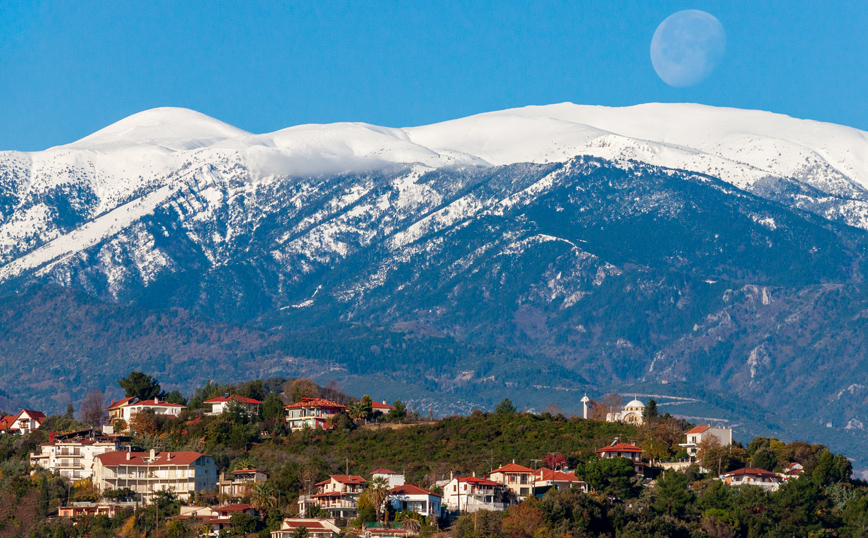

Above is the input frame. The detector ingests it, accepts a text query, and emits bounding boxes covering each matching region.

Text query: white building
[298,475,366,518]
[105,398,184,430]
[441,476,507,513]
[30,434,126,482]
[372,468,405,488]
[490,463,535,500]
[204,395,263,416]
[93,449,217,503]
[679,425,733,461]
[534,468,588,493]
[271,519,341,538]
[721,468,783,491]
[0,409,46,434]
[606,399,645,425]
[218,469,269,497]
[388,484,442,517]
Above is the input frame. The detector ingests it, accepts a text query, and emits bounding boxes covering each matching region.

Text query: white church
[606,398,645,425]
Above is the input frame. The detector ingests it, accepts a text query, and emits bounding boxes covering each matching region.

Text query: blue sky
[0,1,866,150]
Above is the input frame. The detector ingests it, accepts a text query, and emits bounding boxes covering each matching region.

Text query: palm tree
[368,476,391,525]
[250,482,278,512]
[401,518,422,535]
[348,402,367,422]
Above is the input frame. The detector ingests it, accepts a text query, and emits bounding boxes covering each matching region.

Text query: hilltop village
[0,373,863,538]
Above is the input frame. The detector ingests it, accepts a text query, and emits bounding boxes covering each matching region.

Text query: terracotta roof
[457,477,500,486]
[106,397,138,410]
[0,416,16,430]
[204,395,263,405]
[284,398,347,410]
[723,468,779,478]
[233,469,267,474]
[596,443,642,454]
[97,451,209,466]
[20,410,46,421]
[130,399,185,408]
[329,474,366,485]
[536,468,581,482]
[371,401,395,410]
[281,520,336,531]
[372,468,396,474]
[685,425,711,435]
[390,484,440,497]
[492,463,534,473]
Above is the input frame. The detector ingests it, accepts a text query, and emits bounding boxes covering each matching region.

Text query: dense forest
[0,374,864,538]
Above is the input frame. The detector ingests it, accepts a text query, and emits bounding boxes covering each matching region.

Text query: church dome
[625,399,644,409]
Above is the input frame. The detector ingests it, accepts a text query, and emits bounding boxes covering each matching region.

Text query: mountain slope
[1,104,868,465]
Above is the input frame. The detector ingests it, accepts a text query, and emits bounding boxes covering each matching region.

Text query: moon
[651,10,726,87]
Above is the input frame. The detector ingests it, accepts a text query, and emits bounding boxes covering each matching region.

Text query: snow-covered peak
[62,107,250,152]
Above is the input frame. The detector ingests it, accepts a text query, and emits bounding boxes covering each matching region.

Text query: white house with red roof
[204,394,263,416]
[679,425,733,462]
[389,484,442,517]
[371,400,395,414]
[782,462,804,478]
[721,468,783,491]
[271,518,341,538]
[105,398,184,431]
[218,469,269,497]
[534,468,588,493]
[372,468,405,488]
[490,463,536,499]
[299,474,366,518]
[0,409,45,434]
[441,475,507,512]
[284,398,347,431]
[93,449,217,503]
[596,440,645,475]
[30,434,126,482]
[105,397,138,425]
[170,504,259,536]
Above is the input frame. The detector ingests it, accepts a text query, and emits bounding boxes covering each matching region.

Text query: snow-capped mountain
[3,103,868,463]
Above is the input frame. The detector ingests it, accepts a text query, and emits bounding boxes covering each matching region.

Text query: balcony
[56,461,84,469]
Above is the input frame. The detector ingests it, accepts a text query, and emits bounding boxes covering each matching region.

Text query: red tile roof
[0,416,16,430]
[105,397,138,410]
[457,477,500,486]
[20,410,46,421]
[724,468,779,478]
[390,484,441,498]
[329,474,366,485]
[97,451,208,466]
[281,520,335,531]
[596,443,642,454]
[372,468,396,474]
[130,399,185,408]
[536,468,581,482]
[204,395,263,405]
[685,425,711,435]
[284,398,347,410]
[492,463,534,474]
[371,401,395,410]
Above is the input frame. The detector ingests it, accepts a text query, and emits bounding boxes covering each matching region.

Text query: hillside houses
[285,398,347,431]
[0,409,46,434]
[93,449,217,503]
[29,430,129,482]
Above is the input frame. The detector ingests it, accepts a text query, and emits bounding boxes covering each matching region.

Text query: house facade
[30,436,126,482]
[93,449,217,503]
[679,425,733,462]
[106,398,184,430]
[490,463,535,499]
[596,441,645,475]
[721,468,783,491]
[388,484,442,517]
[371,469,405,488]
[204,395,263,416]
[218,469,269,497]
[298,475,366,518]
[0,409,46,434]
[441,476,507,512]
[534,468,588,493]
[284,398,347,431]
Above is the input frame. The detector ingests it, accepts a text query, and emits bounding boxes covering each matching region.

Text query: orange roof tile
[284,398,347,410]
[596,443,642,454]
[492,463,534,474]
[685,425,711,435]
[390,484,440,497]
[204,395,263,405]
[105,397,138,410]
[97,451,208,466]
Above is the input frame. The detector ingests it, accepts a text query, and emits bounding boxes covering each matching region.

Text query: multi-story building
[0,409,46,434]
[218,469,269,497]
[679,425,733,462]
[596,440,645,475]
[204,395,263,416]
[298,475,366,518]
[105,398,138,425]
[105,398,185,430]
[490,463,535,499]
[284,398,347,431]
[371,468,405,488]
[30,434,127,482]
[93,449,217,503]
[441,476,507,513]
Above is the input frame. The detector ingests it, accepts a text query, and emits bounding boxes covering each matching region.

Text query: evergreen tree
[494,398,517,415]
[117,372,165,400]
